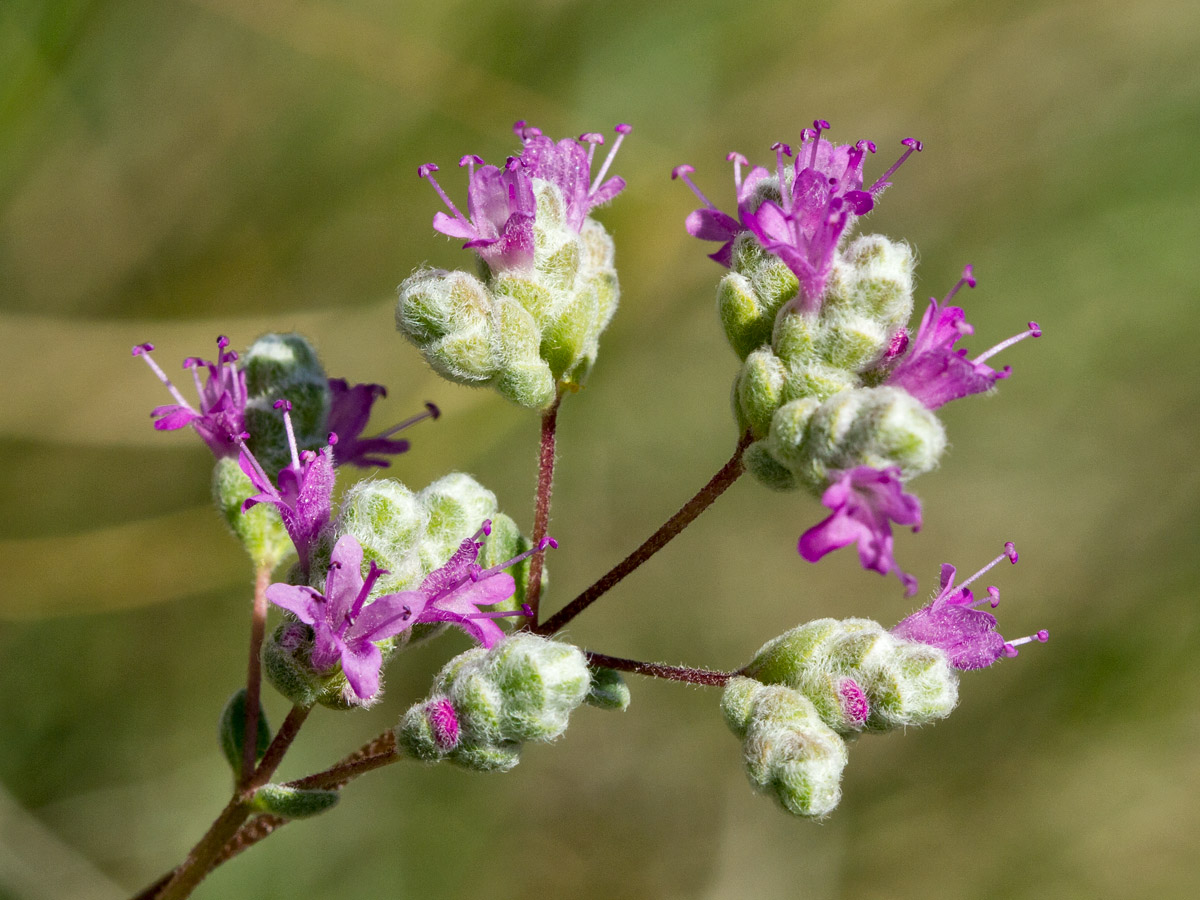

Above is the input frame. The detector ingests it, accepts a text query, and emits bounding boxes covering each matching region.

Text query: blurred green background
[2,0,1198,897]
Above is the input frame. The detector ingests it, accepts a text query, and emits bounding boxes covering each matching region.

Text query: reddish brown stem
[536,432,751,635]
[527,393,561,623]
[585,651,733,686]
[240,564,272,786]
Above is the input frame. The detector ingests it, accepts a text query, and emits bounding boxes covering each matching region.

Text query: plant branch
[536,430,751,635]
[527,392,562,623]
[239,564,272,786]
[584,650,733,686]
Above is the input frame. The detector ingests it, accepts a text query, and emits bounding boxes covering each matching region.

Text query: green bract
[396,186,619,410]
[212,457,293,569]
[241,333,331,473]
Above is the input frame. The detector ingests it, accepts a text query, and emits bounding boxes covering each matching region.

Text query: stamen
[273,398,301,470]
[458,154,484,180]
[470,520,493,543]
[589,123,631,196]
[373,401,442,440]
[869,137,923,195]
[771,142,792,212]
[474,535,559,579]
[972,322,1042,366]
[1002,630,1050,657]
[418,163,469,225]
[233,437,278,496]
[671,165,718,210]
[132,344,194,410]
[465,606,535,620]
[348,559,390,623]
[579,132,604,169]
[957,544,1017,593]
[809,118,830,168]
[986,586,1001,608]
[943,264,977,305]
[513,120,542,141]
[725,151,748,193]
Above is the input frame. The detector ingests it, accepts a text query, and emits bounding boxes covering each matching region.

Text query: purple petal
[346,591,427,643]
[685,208,740,242]
[340,639,383,700]
[265,583,324,625]
[324,534,365,625]
[892,605,1007,670]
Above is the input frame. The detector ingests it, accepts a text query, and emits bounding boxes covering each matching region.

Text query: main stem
[583,651,733,686]
[527,392,562,623]
[536,430,751,635]
[149,705,310,900]
[240,564,272,786]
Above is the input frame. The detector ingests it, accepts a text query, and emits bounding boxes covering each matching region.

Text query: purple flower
[514,121,630,231]
[891,542,1049,669]
[267,534,421,700]
[798,466,922,594]
[675,120,922,312]
[884,266,1042,409]
[132,336,247,458]
[238,400,336,576]
[327,378,440,469]
[267,526,558,700]
[421,156,537,272]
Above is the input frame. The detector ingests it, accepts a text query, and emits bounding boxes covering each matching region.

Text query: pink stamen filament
[1003,630,1050,656]
[972,323,1043,366]
[671,166,718,210]
[135,348,195,410]
[956,548,1014,594]
[420,166,470,227]
[589,124,630,196]
[465,604,535,620]
[579,133,604,169]
[470,520,493,543]
[869,138,922,195]
[235,439,280,499]
[808,119,829,169]
[474,536,558,580]
[943,265,977,305]
[772,143,792,213]
[345,562,389,626]
[373,402,441,440]
[275,403,301,471]
[725,153,748,194]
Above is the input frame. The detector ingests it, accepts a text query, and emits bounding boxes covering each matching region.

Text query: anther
[133,343,193,409]
[869,137,923,195]
[671,165,718,210]
[973,322,1042,366]
[943,264,977,305]
[589,123,631,196]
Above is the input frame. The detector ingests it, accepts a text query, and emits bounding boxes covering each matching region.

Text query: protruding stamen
[1003,629,1049,656]
[419,164,469,225]
[671,164,718,210]
[943,264,976,305]
[986,586,1001,608]
[133,344,194,410]
[869,137,923,195]
[972,322,1043,366]
[476,534,559,579]
[274,399,301,470]
[589,123,631,197]
[808,118,830,168]
[1005,541,1018,563]
[470,520,493,543]
[771,142,792,211]
[513,120,541,141]
[373,401,442,440]
[465,606,535,621]
[726,151,749,193]
[957,544,1018,593]
[856,139,877,154]
[579,132,604,167]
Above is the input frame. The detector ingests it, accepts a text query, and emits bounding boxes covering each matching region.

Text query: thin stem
[536,431,751,635]
[140,705,310,900]
[584,651,733,686]
[239,564,272,786]
[527,393,562,623]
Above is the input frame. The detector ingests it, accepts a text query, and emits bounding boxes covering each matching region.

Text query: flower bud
[722,677,848,818]
[585,667,631,711]
[211,456,292,568]
[251,784,339,819]
[217,688,271,775]
[396,634,591,772]
[241,333,331,472]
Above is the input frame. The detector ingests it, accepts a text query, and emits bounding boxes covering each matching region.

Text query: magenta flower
[327,378,440,469]
[798,466,922,594]
[514,121,631,231]
[238,400,336,576]
[675,120,921,311]
[885,266,1042,409]
[891,542,1049,670]
[421,156,537,272]
[132,336,247,458]
[267,526,558,700]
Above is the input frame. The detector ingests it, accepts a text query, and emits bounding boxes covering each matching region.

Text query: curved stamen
[943,264,977,305]
[589,123,631,196]
[471,520,493,543]
[955,542,1019,595]
[671,164,718,210]
[373,401,441,441]
[1003,629,1050,657]
[132,344,195,410]
[808,118,830,168]
[418,163,470,226]
[869,137,923,195]
[972,322,1043,366]
[347,560,390,625]
[474,535,559,580]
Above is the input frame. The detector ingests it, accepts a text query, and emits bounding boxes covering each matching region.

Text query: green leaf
[218,688,272,774]
[252,784,340,819]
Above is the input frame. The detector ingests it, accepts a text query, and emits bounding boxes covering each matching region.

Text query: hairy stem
[527,393,561,623]
[536,431,751,635]
[585,651,733,686]
[240,564,272,786]
[141,705,310,900]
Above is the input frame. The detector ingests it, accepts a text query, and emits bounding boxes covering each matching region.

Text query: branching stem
[527,392,562,623]
[584,650,733,686]
[239,564,272,786]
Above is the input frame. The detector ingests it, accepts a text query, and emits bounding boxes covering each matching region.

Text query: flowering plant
[126,118,1046,899]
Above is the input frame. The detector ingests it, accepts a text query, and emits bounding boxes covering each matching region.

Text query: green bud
[252,784,339,819]
[241,334,331,472]
[742,440,797,492]
[718,272,772,360]
[211,457,292,569]
[585,667,631,711]
[723,677,848,818]
[824,234,915,334]
[735,349,789,438]
[262,621,335,708]
[218,688,271,775]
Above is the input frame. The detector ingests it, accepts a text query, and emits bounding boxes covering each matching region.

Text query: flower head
[891,542,1048,669]
[798,465,922,594]
[884,266,1042,409]
[675,120,921,311]
[515,121,630,231]
[327,378,440,469]
[267,526,557,701]
[132,336,247,458]
[238,399,336,576]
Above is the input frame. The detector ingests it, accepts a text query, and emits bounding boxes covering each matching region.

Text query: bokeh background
[2,0,1198,897]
